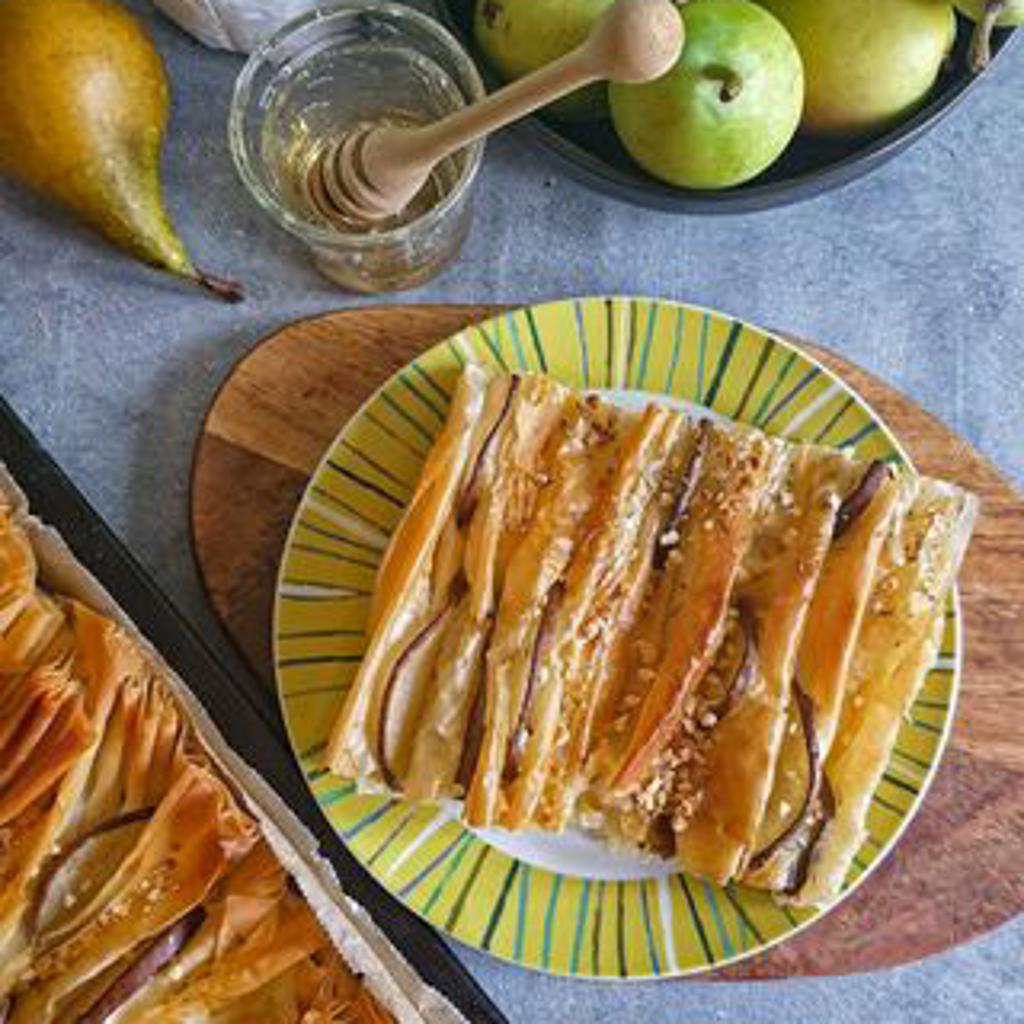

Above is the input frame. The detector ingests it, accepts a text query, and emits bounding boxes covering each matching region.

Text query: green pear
[0,0,242,300]
[760,0,957,136]
[955,0,1023,71]
[610,0,804,190]
[473,0,616,121]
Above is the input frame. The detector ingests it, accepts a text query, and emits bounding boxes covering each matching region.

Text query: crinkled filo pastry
[0,506,393,1023]
[326,368,977,906]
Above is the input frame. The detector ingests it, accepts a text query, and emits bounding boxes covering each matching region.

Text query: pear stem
[704,65,744,103]
[193,269,245,303]
[969,0,1006,73]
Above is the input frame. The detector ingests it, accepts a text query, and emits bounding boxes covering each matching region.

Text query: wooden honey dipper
[306,0,684,226]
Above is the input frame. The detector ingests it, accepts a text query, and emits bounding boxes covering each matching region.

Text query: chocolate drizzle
[833,460,890,540]
[456,375,520,527]
[653,419,712,570]
[504,580,565,782]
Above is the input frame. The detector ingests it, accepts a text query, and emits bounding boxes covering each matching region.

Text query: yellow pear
[0,0,242,300]
[760,0,956,136]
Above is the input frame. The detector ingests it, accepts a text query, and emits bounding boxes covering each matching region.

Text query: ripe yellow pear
[0,0,242,300]
[760,0,957,136]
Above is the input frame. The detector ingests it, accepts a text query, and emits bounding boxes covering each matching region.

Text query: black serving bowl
[437,0,1017,213]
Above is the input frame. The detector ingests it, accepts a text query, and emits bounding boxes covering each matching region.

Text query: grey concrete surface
[1,3,1022,1021]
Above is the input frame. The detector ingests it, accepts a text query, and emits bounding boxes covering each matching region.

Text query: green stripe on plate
[677,875,713,965]
[481,861,521,951]
[702,320,743,407]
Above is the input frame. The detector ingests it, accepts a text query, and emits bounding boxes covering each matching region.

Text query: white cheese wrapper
[0,464,466,1024]
[153,0,326,51]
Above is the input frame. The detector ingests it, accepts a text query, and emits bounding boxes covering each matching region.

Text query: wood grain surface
[190,304,1023,980]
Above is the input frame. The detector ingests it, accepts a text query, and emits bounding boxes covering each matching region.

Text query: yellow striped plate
[273,297,959,979]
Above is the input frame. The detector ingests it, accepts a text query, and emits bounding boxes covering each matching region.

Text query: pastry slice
[365,365,503,637]
[669,445,852,884]
[8,763,258,1023]
[606,424,784,795]
[328,369,572,789]
[326,364,492,783]
[102,844,367,1024]
[62,843,283,1021]
[506,404,689,831]
[402,373,578,801]
[0,480,402,1024]
[464,394,625,827]
[0,602,142,989]
[27,667,188,950]
[401,594,490,802]
[790,477,976,906]
[126,848,389,1023]
[742,459,903,892]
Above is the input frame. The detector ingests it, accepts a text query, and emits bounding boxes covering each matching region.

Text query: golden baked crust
[326,370,977,905]
[793,479,976,906]
[742,462,902,892]
[0,502,393,1024]
[670,446,851,884]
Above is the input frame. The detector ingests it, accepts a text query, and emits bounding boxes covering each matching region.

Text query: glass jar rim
[228,1,486,250]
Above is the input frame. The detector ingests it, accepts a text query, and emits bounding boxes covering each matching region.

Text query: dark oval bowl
[437,0,1017,213]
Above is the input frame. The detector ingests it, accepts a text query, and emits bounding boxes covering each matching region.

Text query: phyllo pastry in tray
[0,481,460,1023]
[326,369,977,906]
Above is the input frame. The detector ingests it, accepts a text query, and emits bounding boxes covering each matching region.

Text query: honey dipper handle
[361,0,684,205]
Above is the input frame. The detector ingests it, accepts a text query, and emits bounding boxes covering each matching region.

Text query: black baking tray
[438,0,1018,213]
[0,394,507,1024]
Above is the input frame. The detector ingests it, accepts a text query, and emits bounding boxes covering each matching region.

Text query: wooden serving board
[191,304,1024,980]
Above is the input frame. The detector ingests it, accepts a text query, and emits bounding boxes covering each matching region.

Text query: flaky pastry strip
[509,404,686,830]
[792,479,976,906]
[464,395,618,826]
[671,446,848,883]
[742,460,903,892]
[10,764,258,1023]
[327,366,491,781]
[610,426,784,792]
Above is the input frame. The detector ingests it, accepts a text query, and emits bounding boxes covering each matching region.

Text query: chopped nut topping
[635,640,658,667]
